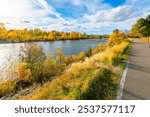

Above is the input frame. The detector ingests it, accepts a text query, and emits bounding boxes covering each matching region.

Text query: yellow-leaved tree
[61,32,67,40]
[107,29,125,46]
[69,31,78,39]
[0,23,8,40]
[48,31,55,40]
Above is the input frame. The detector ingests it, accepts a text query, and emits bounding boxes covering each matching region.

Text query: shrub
[73,51,86,61]
[42,54,59,81]
[20,43,46,83]
[86,46,92,57]
[0,81,15,98]
[107,29,125,46]
[92,44,106,54]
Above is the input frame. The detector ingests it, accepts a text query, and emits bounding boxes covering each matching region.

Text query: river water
[0,39,107,80]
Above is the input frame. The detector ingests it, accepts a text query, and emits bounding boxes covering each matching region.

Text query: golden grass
[23,41,129,100]
[0,63,31,98]
[0,78,23,97]
[141,37,150,43]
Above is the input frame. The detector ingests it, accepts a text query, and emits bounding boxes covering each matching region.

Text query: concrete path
[123,40,150,100]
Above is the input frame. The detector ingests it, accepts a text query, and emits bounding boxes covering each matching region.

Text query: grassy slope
[24,40,131,100]
[0,39,132,100]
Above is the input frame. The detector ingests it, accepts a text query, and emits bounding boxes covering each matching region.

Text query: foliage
[42,54,59,80]
[0,43,89,98]
[130,15,150,37]
[107,29,125,46]
[0,80,15,98]
[0,75,30,98]
[20,44,46,83]
[141,37,150,42]
[86,46,92,57]
[0,29,131,99]
[0,23,104,42]
[24,41,129,100]
[71,51,86,62]
[92,43,106,54]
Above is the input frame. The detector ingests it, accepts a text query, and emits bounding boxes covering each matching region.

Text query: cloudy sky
[0,0,149,34]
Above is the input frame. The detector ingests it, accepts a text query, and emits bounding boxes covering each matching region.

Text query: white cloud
[83,6,139,23]
[32,0,62,19]
[82,0,150,33]
[0,0,63,29]
[81,0,110,13]
[51,0,110,13]
[0,0,47,19]
[0,0,149,34]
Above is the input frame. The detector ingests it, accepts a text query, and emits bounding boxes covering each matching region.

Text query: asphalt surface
[123,40,150,100]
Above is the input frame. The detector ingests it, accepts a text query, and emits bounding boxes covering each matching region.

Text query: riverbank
[0,38,106,44]
[0,38,132,100]
[0,29,132,100]
[27,40,131,100]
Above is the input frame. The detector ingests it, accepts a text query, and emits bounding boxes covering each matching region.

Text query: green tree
[130,15,150,37]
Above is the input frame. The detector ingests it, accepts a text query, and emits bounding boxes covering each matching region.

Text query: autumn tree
[61,32,67,40]
[69,31,78,39]
[0,22,100,42]
[130,15,150,37]
[78,33,82,39]
[130,25,140,38]
[107,29,125,46]
[48,31,55,40]
[0,23,8,40]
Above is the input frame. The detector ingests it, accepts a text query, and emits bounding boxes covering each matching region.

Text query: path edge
[116,60,129,100]
[116,41,133,100]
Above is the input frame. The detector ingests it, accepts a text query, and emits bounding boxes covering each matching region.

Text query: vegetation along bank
[0,29,132,100]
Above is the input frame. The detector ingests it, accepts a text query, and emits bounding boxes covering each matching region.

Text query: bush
[42,54,60,81]
[92,44,106,54]
[0,81,15,98]
[20,43,46,83]
[86,46,92,57]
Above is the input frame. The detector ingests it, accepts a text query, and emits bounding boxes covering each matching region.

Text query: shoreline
[0,38,107,44]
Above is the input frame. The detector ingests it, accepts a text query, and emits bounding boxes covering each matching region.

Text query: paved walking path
[123,40,150,99]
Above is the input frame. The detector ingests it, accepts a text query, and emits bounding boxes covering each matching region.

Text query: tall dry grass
[24,41,129,100]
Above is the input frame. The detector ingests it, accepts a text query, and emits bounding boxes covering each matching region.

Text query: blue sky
[103,0,125,7]
[0,0,150,34]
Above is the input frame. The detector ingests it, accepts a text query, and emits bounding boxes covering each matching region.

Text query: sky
[0,0,150,34]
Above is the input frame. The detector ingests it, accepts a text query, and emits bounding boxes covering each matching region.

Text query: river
[0,39,107,80]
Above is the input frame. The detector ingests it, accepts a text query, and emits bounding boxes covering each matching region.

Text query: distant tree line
[0,23,108,42]
[130,15,150,37]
